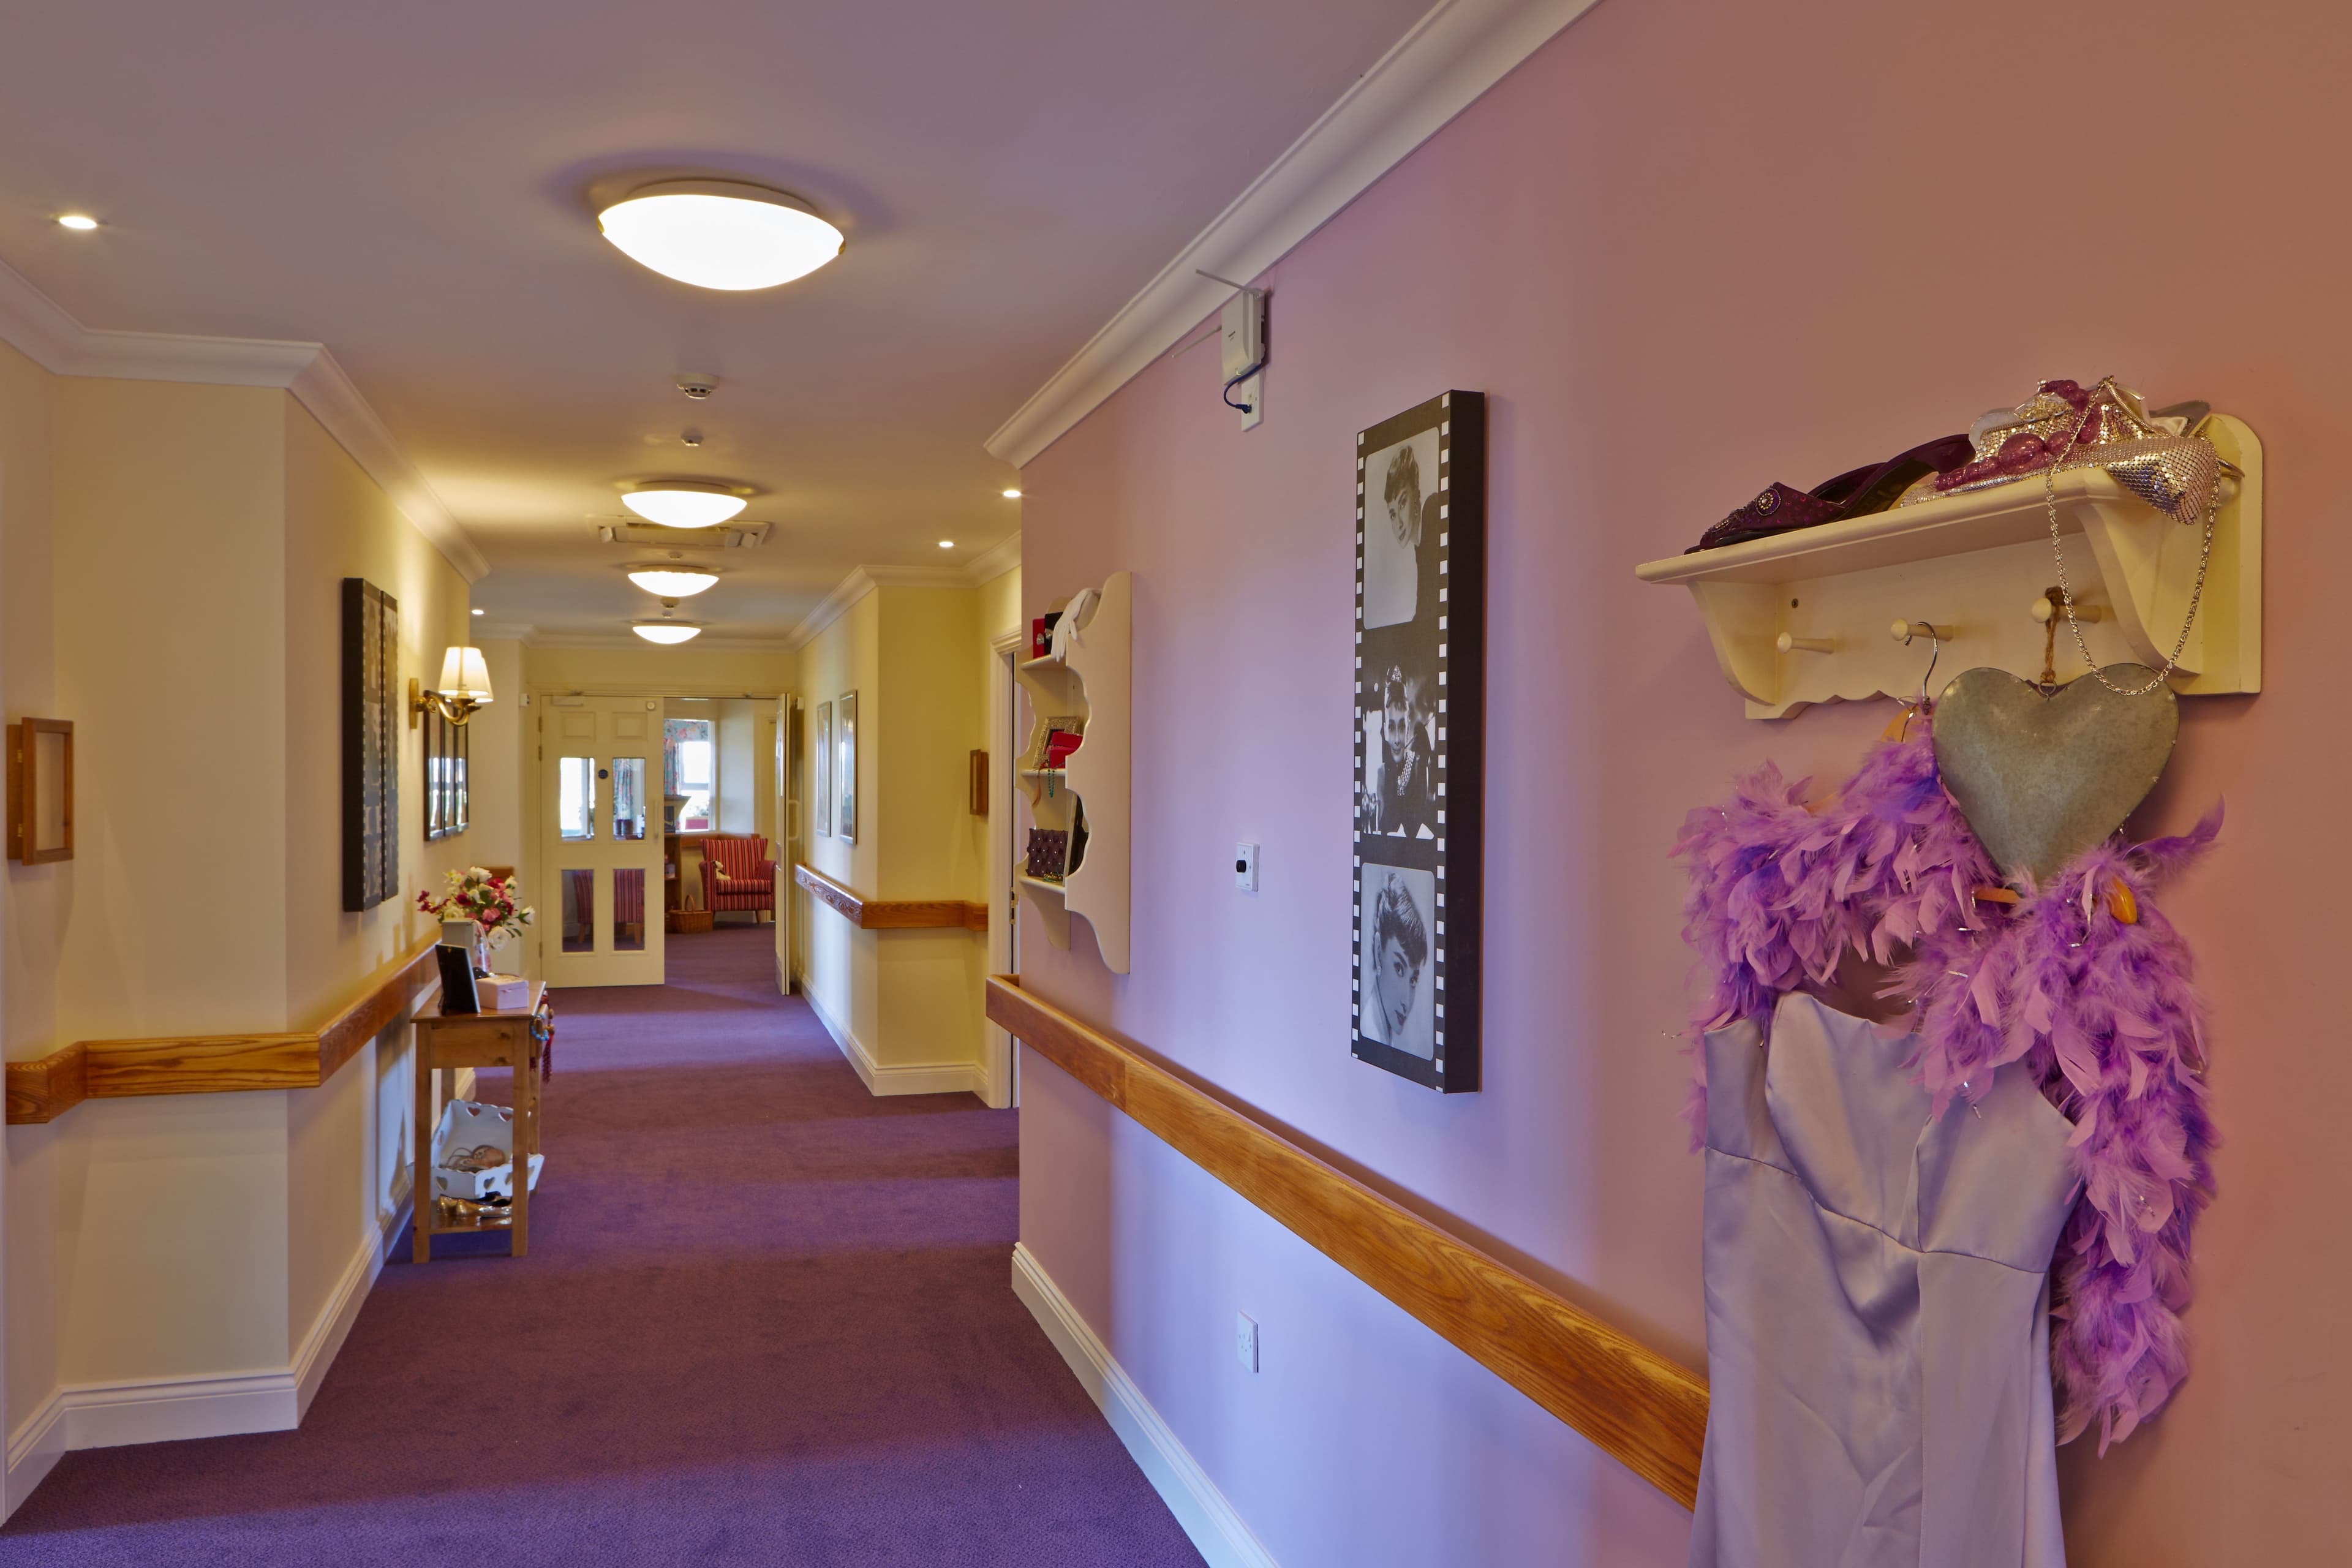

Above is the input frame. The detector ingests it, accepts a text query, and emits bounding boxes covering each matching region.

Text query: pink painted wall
[1015,0,2347,1561]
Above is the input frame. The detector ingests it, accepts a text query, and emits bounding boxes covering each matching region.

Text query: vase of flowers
[418,868,535,968]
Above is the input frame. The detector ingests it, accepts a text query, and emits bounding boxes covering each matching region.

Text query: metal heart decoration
[1932,666,2179,883]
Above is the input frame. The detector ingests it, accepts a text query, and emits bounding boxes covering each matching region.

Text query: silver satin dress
[1687,993,2079,1568]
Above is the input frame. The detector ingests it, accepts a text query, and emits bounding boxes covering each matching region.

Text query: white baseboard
[293,1212,387,1420]
[3,1390,66,1521]
[1011,1242,1279,1568]
[2,1219,384,1490]
[803,986,984,1099]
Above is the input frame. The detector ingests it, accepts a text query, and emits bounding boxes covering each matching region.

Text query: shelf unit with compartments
[1013,571,1131,972]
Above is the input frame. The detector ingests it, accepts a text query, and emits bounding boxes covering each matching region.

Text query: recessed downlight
[1001,488,1022,499]
[631,622,703,644]
[938,540,954,549]
[627,566,721,597]
[622,481,747,529]
[470,607,485,616]
[597,179,843,292]
[56,213,99,231]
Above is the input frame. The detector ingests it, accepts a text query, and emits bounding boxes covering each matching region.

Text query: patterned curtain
[663,719,695,795]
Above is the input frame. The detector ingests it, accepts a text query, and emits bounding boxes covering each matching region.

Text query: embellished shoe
[1688,433,1973,552]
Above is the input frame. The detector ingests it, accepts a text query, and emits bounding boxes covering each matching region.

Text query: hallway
[2,928,1200,1566]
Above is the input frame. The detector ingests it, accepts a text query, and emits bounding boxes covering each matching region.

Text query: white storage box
[478,973,530,1011]
[431,1098,544,1202]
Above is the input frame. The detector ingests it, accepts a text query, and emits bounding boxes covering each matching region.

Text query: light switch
[1234,842,1259,892]
[1235,1312,1259,1373]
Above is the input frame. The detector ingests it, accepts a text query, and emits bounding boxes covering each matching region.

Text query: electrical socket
[1235,1311,1259,1373]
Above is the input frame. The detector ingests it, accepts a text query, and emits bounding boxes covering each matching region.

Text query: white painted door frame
[986,630,1025,1109]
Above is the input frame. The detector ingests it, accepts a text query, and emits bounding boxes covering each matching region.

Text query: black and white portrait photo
[1352,391,1483,1091]
[1357,864,1436,1060]
[1360,429,1440,632]
[1362,662,1437,840]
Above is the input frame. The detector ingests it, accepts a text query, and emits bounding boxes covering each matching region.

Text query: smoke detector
[677,374,719,401]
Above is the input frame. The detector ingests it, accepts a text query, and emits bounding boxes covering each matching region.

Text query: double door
[543,695,666,987]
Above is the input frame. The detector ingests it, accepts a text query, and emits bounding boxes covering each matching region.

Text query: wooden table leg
[510,1058,531,1257]
[413,1041,433,1264]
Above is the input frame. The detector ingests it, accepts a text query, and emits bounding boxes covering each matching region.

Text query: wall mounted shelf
[1634,415,2263,718]
[1014,572,1130,971]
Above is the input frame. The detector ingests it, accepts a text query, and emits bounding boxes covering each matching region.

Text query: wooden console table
[412,982,546,1261]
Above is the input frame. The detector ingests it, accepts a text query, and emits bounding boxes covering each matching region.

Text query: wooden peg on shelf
[1776,633,1834,655]
[1890,618,1946,644]
[2030,590,2106,624]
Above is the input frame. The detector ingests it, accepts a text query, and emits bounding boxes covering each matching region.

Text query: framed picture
[341,579,399,907]
[7,717,74,865]
[435,941,481,1015]
[835,691,859,843]
[1352,391,1484,1091]
[814,701,834,837]
[423,703,470,842]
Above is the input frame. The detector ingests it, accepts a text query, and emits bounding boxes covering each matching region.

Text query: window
[557,756,594,840]
[668,719,715,832]
[611,757,647,840]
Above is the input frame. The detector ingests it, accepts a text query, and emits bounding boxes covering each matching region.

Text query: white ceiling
[0,0,1434,639]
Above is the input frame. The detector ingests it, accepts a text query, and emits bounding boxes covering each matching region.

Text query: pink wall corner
[1015,0,2352,1561]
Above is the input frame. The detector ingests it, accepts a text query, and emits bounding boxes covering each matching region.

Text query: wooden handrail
[794,862,988,932]
[6,939,443,1125]
[985,974,1709,1509]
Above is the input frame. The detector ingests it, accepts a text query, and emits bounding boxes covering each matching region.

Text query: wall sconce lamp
[410,646,494,727]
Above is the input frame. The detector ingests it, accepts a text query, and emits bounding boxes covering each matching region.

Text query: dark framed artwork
[341,579,400,909]
[423,703,470,842]
[1352,391,1484,1091]
[835,691,859,843]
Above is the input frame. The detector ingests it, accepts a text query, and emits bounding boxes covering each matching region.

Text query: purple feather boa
[1672,718,2218,1451]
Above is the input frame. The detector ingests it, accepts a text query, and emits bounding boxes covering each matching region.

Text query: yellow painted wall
[55,379,290,1038]
[279,399,474,1357]
[523,641,794,695]
[797,592,881,1058]
[1,337,65,1442]
[793,577,1015,1090]
[0,362,489,1453]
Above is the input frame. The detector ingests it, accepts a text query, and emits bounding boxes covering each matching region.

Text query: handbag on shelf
[1903,377,2228,522]
[1023,828,1071,882]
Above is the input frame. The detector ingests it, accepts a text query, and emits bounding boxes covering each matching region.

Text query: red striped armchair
[700,835,776,921]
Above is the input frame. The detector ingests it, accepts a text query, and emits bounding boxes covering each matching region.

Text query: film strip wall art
[1352,391,1484,1091]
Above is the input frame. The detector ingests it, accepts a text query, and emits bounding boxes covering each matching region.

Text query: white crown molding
[0,256,488,582]
[787,567,880,649]
[966,530,1022,586]
[288,351,489,581]
[984,0,1598,469]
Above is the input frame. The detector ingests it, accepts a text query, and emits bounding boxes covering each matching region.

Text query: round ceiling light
[627,565,721,597]
[631,622,703,644]
[56,213,99,232]
[622,481,747,529]
[597,179,843,291]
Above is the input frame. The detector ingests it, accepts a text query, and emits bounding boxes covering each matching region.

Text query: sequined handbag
[1905,377,2225,523]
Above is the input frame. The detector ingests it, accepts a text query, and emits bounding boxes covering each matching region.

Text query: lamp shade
[597,180,843,292]
[437,646,494,703]
[626,567,720,597]
[631,623,703,644]
[622,483,748,529]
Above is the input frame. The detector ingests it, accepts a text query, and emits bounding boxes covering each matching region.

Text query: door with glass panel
[541,695,666,987]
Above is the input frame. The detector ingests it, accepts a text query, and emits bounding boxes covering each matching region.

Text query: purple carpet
[4,926,1203,1566]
